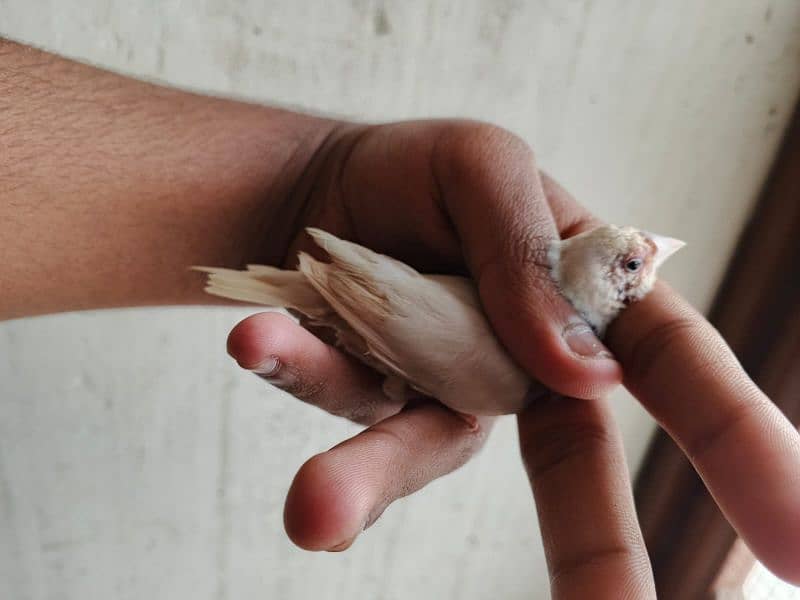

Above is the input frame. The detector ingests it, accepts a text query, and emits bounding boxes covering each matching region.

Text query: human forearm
[0,39,333,319]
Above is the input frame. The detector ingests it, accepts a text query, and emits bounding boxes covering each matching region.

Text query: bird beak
[644,231,686,269]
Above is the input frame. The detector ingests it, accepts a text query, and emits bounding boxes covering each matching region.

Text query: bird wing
[296,231,417,385]
[298,228,502,401]
[193,244,416,388]
[196,229,531,414]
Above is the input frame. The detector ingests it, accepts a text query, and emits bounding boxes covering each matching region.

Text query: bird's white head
[549,225,685,336]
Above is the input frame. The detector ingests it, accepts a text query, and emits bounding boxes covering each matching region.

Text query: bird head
[549,225,685,336]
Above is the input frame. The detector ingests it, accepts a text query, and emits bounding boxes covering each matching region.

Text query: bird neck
[549,239,623,337]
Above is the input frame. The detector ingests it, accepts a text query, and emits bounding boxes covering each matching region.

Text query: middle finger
[519,395,655,599]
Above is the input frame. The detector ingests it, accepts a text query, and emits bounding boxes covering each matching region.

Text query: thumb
[432,124,622,399]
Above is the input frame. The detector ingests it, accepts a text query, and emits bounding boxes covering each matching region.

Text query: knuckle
[521,404,615,481]
[283,376,385,427]
[474,204,556,297]
[622,315,706,385]
[430,121,558,287]
[505,224,556,273]
[362,406,489,492]
[336,394,383,426]
[685,391,769,461]
[550,545,650,593]
[316,350,402,426]
[433,121,536,184]
[277,367,328,405]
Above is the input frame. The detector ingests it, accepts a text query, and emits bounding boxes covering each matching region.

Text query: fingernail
[326,536,357,552]
[363,509,383,531]
[251,356,280,377]
[563,323,614,359]
[453,411,480,430]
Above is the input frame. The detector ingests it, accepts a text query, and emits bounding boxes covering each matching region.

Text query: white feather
[298,229,530,413]
[196,229,530,415]
[195,225,682,415]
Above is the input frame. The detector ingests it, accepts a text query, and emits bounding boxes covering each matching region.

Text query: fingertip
[517,320,623,400]
[743,458,800,584]
[761,536,800,586]
[226,312,295,369]
[479,263,622,400]
[284,453,369,552]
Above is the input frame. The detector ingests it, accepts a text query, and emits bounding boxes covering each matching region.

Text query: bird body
[197,226,683,415]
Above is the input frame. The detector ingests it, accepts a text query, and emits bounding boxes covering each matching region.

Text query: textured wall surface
[2,2,800,599]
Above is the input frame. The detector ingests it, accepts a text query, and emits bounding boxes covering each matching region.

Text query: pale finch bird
[196,225,684,415]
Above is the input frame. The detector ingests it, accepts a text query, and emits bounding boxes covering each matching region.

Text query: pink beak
[644,231,686,269]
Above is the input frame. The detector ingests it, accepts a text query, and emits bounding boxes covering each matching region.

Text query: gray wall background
[2,1,800,598]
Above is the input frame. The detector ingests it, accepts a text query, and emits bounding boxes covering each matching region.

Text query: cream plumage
[196,226,683,415]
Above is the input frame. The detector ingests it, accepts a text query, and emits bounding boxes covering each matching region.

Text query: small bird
[196,225,684,415]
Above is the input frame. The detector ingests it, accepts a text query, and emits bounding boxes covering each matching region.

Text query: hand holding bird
[213,121,799,586]
[197,225,683,415]
[1,37,798,594]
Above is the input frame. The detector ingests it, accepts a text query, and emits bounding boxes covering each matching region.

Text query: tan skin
[3,39,799,597]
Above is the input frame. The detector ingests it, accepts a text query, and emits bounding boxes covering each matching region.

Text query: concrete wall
[2,1,799,598]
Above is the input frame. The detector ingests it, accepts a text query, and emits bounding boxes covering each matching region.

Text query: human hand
[225,120,800,596]
[2,39,793,594]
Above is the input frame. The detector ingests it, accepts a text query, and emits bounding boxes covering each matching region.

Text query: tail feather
[194,230,415,386]
[192,265,328,316]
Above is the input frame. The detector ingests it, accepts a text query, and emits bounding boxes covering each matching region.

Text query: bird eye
[625,258,642,272]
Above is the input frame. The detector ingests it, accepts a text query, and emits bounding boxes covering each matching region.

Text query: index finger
[609,284,800,583]
[543,174,800,583]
